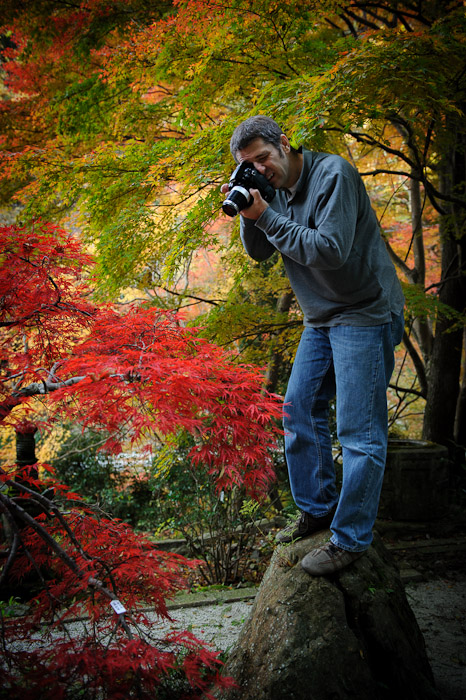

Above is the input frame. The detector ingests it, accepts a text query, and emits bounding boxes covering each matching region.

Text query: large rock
[220,531,439,700]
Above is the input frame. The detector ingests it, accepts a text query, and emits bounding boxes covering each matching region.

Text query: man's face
[236,135,292,190]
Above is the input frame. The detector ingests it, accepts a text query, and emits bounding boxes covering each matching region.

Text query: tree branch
[0,490,83,577]
[329,126,466,213]
[155,287,224,307]
[11,375,86,398]
[384,238,413,279]
[360,168,413,179]
[387,383,425,399]
[0,486,133,638]
[326,126,418,169]
[2,471,91,561]
[346,2,431,29]
[402,329,428,397]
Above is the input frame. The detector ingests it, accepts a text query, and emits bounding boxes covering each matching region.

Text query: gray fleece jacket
[240,149,404,327]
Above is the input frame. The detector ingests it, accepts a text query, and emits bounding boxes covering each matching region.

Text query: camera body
[222,161,276,217]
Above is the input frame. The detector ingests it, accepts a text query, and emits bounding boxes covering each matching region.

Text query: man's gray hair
[230,115,285,161]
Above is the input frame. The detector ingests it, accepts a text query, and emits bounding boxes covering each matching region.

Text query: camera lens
[222,200,240,217]
[222,185,251,217]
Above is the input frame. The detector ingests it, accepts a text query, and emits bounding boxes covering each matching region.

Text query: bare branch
[12,375,86,398]
[342,7,381,30]
[402,329,428,397]
[0,490,82,576]
[384,238,413,279]
[360,168,413,179]
[1,471,90,561]
[156,287,224,307]
[326,126,418,169]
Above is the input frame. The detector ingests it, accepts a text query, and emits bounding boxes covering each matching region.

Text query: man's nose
[254,163,266,175]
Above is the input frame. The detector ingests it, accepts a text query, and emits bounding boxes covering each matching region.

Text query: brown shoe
[301,541,365,576]
[275,507,336,544]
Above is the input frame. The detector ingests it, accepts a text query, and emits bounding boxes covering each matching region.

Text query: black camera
[222,161,276,217]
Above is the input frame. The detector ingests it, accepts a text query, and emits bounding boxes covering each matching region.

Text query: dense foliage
[1,464,236,699]
[0,222,282,696]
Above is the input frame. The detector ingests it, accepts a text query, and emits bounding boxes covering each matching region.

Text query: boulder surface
[220,531,440,700]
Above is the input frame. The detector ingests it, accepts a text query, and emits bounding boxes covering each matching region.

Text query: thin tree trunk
[454,327,466,445]
[264,288,295,513]
[263,289,295,394]
[408,176,434,360]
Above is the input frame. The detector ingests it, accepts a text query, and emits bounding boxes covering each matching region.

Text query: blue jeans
[283,314,404,552]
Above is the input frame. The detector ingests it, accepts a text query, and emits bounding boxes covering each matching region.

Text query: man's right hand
[240,188,269,221]
[220,183,268,220]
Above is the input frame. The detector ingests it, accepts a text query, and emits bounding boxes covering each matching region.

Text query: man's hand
[241,189,269,220]
[220,184,269,221]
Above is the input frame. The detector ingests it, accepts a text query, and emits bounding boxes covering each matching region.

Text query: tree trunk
[422,129,466,446]
[15,422,39,484]
[16,424,38,469]
[422,242,463,445]
[408,176,433,360]
[263,289,296,513]
[454,327,466,445]
[263,288,295,394]
[1,424,39,549]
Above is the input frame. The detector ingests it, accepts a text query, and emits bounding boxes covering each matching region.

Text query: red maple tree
[0,222,282,698]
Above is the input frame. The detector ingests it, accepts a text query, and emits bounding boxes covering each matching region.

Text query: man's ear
[280,133,291,153]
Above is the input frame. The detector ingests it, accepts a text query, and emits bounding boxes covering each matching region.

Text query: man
[223,115,404,575]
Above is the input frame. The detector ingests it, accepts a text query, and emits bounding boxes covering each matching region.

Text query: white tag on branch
[110,599,127,615]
